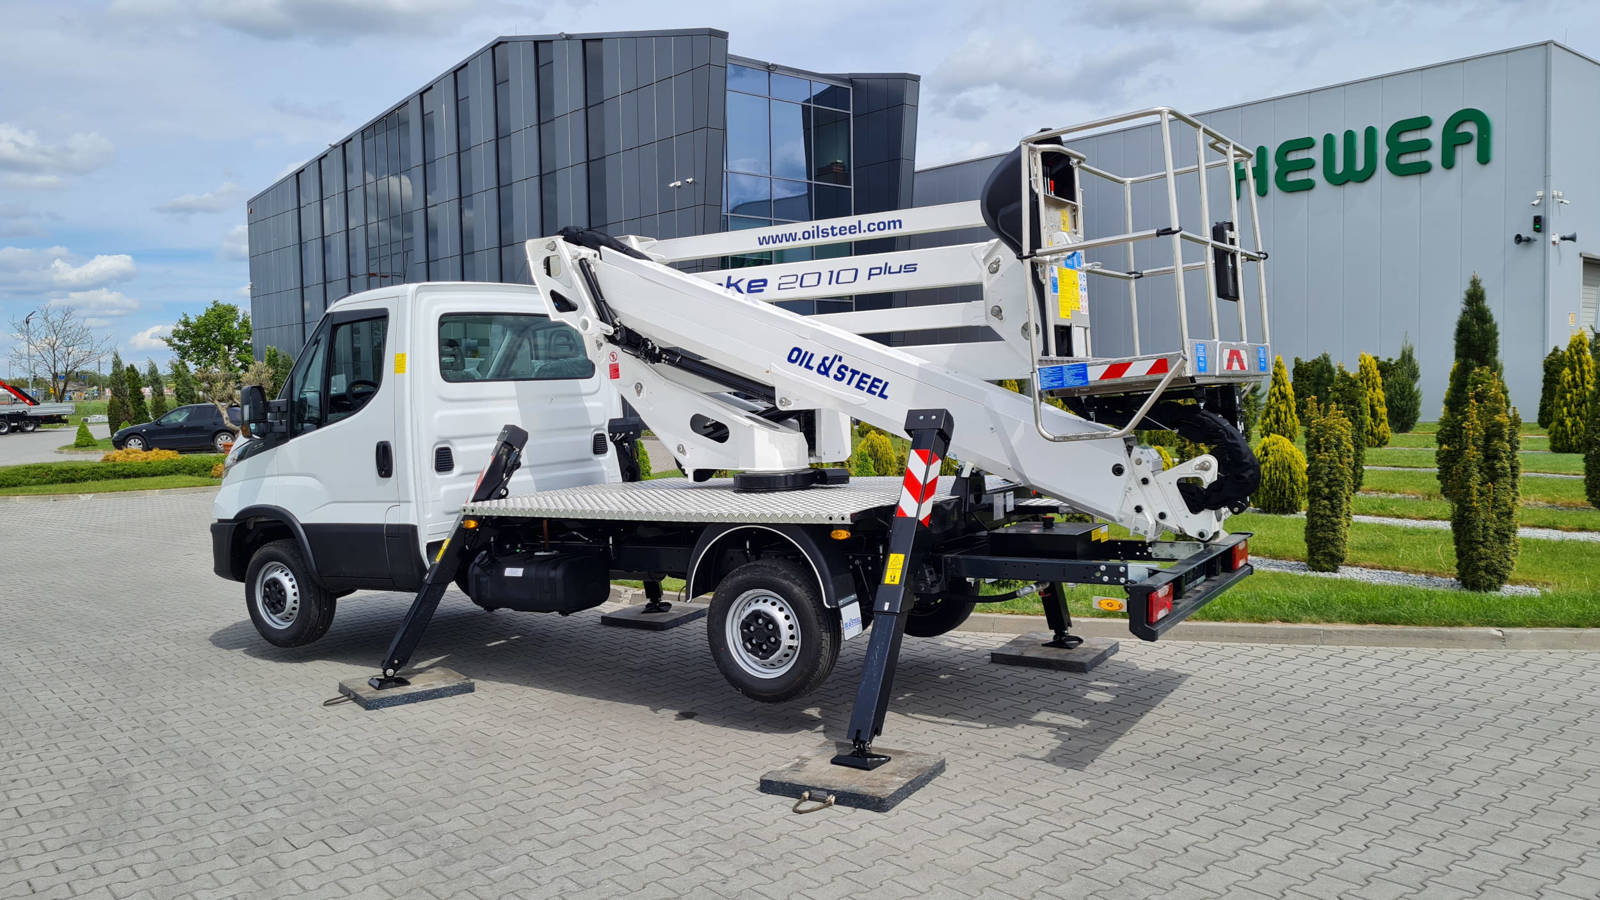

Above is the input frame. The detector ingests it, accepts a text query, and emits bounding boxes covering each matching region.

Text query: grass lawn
[1361,466,1591,508]
[1388,432,1550,450]
[0,475,219,496]
[981,571,1598,629]
[1365,445,1583,475]
[1352,493,1600,532]
[1227,512,1600,592]
[1409,421,1545,436]
[56,437,115,452]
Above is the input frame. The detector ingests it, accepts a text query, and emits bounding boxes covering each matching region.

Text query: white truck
[213,109,1271,767]
[0,379,74,434]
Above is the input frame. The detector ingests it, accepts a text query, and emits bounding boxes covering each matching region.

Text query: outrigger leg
[833,409,954,771]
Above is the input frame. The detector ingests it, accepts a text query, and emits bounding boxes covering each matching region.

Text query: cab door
[271,300,404,589]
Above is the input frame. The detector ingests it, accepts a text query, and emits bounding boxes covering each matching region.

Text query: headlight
[221,435,250,477]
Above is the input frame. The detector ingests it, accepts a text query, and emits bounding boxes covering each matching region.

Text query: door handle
[376,441,393,478]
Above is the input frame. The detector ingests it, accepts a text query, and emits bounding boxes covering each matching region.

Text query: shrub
[1251,434,1307,514]
[635,441,652,480]
[1538,345,1564,429]
[210,462,225,478]
[1358,352,1390,447]
[1239,381,1263,442]
[0,455,225,488]
[73,421,97,448]
[849,448,877,477]
[1586,377,1600,508]
[102,448,182,463]
[1154,445,1176,470]
[1447,368,1521,591]
[1331,365,1368,491]
[860,431,898,477]
[1292,353,1335,421]
[1549,332,1595,453]
[1437,274,1502,504]
[1259,355,1299,442]
[1304,400,1354,572]
[1379,338,1423,434]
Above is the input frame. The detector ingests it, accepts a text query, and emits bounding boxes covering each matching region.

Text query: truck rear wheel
[0,419,11,435]
[904,579,977,638]
[245,539,337,647]
[20,419,38,433]
[708,559,838,703]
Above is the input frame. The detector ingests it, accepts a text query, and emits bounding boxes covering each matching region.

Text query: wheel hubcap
[726,590,800,679]
[255,562,300,629]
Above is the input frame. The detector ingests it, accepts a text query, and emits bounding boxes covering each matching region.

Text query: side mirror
[241,385,269,435]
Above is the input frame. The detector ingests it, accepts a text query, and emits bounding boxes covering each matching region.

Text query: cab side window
[326,317,387,425]
[289,334,328,434]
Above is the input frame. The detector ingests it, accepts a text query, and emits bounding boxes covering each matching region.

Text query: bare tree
[197,361,274,436]
[7,306,112,401]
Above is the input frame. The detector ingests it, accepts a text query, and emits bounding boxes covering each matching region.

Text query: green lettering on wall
[1234,145,1269,199]
[1385,115,1433,176]
[1322,126,1378,185]
[1440,107,1491,168]
[1274,136,1316,192]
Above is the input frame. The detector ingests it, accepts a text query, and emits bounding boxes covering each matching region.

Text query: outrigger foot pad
[337,668,475,710]
[762,741,946,812]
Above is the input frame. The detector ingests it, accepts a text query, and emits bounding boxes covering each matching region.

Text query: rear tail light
[1228,539,1249,572]
[1147,583,1174,624]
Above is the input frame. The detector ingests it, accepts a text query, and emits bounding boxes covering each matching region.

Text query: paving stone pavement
[5,489,1600,899]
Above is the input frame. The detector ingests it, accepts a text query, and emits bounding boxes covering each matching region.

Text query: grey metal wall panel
[1547,47,1600,359]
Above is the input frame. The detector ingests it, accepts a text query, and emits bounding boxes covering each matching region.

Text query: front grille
[434,445,454,472]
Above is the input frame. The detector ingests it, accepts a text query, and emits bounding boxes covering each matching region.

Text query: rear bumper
[1125,532,1251,641]
[211,521,240,581]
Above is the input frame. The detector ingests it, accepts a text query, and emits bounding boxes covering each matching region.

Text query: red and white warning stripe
[896,448,942,526]
[1086,356,1171,382]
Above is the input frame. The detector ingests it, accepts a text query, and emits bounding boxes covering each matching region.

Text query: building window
[725,62,852,226]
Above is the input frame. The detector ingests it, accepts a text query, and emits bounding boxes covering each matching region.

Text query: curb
[606,587,1600,651]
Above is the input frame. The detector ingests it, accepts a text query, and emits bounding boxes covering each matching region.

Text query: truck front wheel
[245,539,337,647]
[708,559,838,703]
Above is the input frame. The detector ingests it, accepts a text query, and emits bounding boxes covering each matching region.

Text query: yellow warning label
[1056,266,1081,318]
[394,352,408,374]
[1059,208,1075,233]
[1092,525,1109,542]
[883,553,905,586]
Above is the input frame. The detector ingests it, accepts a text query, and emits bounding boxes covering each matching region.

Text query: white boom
[526,109,1271,543]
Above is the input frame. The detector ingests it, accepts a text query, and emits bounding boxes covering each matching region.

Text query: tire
[20,420,38,433]
[123,434,146,451]
[903,589,977,638]
[245,539,337,647]
[0,419,11,435]
[212,431,232,453]
[708,559,839,703]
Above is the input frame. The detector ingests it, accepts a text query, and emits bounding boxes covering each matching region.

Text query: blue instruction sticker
[1037,363,1089,390]
[1256,346,1269,373]
[1193,342,1210,374]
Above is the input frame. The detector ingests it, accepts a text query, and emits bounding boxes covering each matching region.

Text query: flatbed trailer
[0,379,72,434]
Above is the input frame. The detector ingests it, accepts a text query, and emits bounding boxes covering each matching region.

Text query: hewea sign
[1235,107,1491,196]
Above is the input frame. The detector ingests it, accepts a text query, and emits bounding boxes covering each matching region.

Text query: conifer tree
[1585,376,1600,509]
[106,350,129,433]
[124,364,149,424]
[1304,399,1354,572]
[1260,355,1299,442]
[1538,345,1565,429]
[145,360,168,419]
[170,359,198,405]
[1292,353,1335,422]
[1550,332,1595,453]
[1251,434,1307,514]
[1332,365,1367,490]
[1358,352,1390,447]
[1379,338,1423,435]
[1448,369,1520,591]
[1437,275,1502,504]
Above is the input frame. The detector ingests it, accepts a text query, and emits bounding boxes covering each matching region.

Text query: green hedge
[0,455,224,488]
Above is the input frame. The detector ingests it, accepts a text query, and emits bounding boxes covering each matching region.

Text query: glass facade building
[248,28,919,355]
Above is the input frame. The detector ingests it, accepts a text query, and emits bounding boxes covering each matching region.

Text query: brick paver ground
[4,489,1600,899]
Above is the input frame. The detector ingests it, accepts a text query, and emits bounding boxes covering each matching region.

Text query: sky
[3,0,1599,376]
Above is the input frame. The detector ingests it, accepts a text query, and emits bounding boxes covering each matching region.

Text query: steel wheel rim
[726,589,801,679]
[125,436,144,450]
[255,562,300,629]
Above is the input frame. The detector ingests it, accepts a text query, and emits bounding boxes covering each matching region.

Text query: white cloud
[51,288,140,317]
[0,124,115,184]
[110,0,493,42]
[157,181,242,215]
[219,224,249,260]
[0,246,137,293]
[234,284,252,298]
[0,201,57,238]
[129,324,173,350]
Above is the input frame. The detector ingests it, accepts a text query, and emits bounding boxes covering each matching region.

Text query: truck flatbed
[464,475,1062,525]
